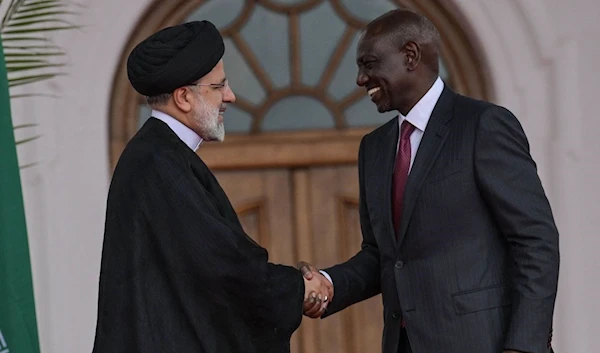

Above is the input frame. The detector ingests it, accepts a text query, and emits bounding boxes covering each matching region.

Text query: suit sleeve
[137,152,305,333]
[322,136,381,317]
[474,106,559,353]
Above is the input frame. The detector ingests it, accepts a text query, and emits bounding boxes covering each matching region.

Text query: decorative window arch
[109,0,492,170]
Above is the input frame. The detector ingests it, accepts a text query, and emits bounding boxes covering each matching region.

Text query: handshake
[298,261,333,318]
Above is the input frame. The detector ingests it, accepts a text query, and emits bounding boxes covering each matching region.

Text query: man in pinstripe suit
[300,9,559,353]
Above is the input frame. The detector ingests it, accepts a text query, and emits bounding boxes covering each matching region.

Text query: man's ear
[172,86,193,113]
[403,41,421,71]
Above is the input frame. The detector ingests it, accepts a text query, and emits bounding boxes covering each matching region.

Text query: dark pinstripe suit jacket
[93,118,305,353]
[324,87,559,353]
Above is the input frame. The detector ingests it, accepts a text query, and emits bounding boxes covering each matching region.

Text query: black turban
[126,20,224,96]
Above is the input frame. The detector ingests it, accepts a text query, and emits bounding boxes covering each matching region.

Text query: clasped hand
[298,261,333,318]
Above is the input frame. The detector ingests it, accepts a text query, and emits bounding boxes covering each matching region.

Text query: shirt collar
[399,76,444,132]
[151,109,203,151]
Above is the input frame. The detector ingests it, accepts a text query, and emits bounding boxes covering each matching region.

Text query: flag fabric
[0,35,41,353]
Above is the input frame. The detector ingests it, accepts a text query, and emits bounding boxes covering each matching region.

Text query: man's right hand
[299,261,333,318]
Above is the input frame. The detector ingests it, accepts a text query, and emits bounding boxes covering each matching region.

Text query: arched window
[109,0,491,170]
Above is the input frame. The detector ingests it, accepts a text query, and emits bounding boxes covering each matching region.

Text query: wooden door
[214,165,384,353]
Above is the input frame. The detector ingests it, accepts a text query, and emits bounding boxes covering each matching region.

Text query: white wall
[11,0,599,352]
[11,0,152,352]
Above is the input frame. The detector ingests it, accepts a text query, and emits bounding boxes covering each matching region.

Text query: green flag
[0,35,41,353]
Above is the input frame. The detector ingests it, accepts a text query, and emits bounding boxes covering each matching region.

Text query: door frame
[198,127,370,170]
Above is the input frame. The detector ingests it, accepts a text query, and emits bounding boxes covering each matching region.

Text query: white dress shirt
[320,77,444,287]
[397,76,444,171]
[151,109,203,151]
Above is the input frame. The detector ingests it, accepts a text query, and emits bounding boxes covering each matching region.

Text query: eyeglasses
[187,80,229,91]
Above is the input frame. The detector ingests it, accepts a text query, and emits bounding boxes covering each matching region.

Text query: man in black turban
[126,20,225,97]
[92,20,333,353]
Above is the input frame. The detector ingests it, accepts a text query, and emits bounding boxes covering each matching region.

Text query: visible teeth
[368,87,381,96]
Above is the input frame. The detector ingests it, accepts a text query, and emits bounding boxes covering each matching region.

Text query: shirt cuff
[319,270,333,287]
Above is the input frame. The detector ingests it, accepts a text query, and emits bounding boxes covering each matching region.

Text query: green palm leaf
[13,122,38,129]
[15,135,40,144]
[1,0,80,87]
[1,0,80,162]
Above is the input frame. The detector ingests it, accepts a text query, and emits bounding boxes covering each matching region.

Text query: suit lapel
[380,118,400,247]
[397,87,457,246]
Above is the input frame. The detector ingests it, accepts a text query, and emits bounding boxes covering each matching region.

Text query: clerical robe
[92,117,305,353]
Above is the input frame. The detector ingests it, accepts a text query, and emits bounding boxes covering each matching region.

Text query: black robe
[92,118,305,353]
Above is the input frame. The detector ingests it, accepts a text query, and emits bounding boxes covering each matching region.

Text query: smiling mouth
[368,87,381,97]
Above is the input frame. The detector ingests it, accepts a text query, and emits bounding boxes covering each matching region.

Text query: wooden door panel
[213,169,302,352]
[213,166,383,353]
[301,165,384,353]
[213,169,296,263]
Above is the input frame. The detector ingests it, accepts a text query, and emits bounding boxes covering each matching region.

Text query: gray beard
[194,96,224,142]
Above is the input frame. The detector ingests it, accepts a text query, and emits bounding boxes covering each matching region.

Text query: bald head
[363,9,441,74]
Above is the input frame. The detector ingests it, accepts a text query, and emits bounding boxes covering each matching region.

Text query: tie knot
[400,120,416,140]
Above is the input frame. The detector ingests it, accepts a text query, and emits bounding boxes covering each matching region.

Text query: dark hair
[146,93,172,106]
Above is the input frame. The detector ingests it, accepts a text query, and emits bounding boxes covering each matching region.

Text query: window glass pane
[300,1,346,86]
[224,104,253,133]
[263,96,335,131]
[240,5,290,88]
[339,0,397,23]
[223,38,266,105]
[328,31,360,101]
[185,0,244,30]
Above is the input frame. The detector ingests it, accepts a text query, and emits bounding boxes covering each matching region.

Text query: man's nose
[356,71,368,87]
[224,85,236,103]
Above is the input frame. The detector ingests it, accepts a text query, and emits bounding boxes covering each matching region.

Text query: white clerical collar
[151,109,203,151]
[399,76,444,132]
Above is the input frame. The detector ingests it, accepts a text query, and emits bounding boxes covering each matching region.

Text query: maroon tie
[393,120,415,329]
[392,120,416,235]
